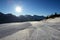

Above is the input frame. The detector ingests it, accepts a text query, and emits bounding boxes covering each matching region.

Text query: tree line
[46,12,60,19]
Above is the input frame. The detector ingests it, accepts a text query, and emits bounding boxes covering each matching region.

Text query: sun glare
[16,6,22,12]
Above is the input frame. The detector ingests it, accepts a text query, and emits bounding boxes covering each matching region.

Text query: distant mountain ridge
[0,12,45,24]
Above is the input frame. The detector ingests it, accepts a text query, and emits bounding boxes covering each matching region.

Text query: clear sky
[0,0,60,16]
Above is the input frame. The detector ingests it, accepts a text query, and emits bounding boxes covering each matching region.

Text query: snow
[0,17,60,40]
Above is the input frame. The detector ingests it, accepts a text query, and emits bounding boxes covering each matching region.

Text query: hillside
[0,17,60,40]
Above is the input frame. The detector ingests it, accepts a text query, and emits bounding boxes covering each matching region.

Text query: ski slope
[0,17,60,40]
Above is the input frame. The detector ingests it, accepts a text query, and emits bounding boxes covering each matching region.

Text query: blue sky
[0,0,60,16]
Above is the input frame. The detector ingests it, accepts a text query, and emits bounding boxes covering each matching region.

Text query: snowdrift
[0,17,60,40]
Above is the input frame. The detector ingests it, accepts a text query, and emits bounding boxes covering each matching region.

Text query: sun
[16,6,22,12]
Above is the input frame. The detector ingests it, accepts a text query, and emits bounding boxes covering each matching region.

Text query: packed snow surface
[0,17,60,40]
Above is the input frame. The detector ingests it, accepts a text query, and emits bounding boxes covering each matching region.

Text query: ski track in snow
[0,18,60,40]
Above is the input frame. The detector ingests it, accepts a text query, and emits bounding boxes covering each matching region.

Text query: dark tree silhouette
[46,12,60,19]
